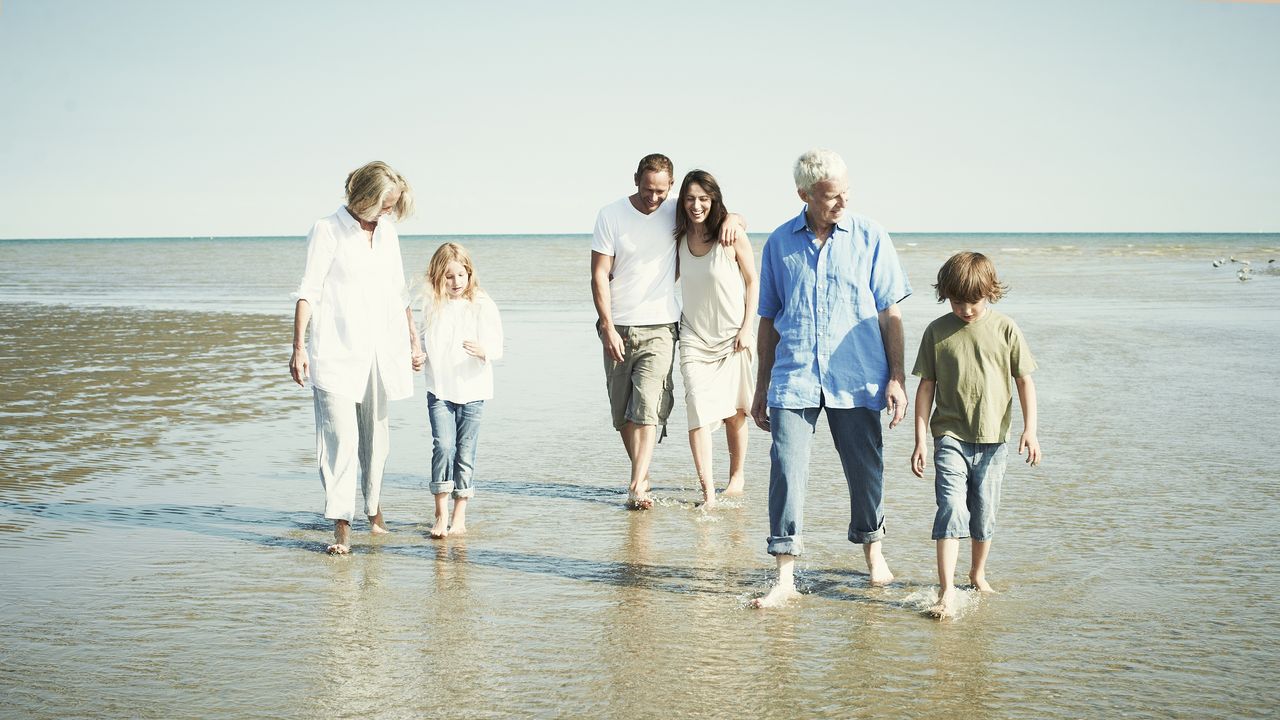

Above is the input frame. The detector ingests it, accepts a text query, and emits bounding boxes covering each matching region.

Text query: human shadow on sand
[0,500,903,607]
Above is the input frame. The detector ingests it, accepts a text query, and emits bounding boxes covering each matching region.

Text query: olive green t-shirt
[912,309,1037,443]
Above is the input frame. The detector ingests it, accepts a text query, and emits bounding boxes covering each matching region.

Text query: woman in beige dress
[674,170,759,508]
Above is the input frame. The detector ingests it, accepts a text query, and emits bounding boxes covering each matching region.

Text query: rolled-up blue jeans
[427,392,485,499]
[932,435,1006,541]
[767,405,885,556]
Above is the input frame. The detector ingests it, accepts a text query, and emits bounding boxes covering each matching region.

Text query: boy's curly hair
[934,251,1008,303]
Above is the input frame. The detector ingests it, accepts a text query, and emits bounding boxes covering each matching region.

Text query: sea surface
[1,232,1278,719]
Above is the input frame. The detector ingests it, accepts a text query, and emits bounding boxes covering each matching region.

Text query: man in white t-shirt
[590,153,744,509]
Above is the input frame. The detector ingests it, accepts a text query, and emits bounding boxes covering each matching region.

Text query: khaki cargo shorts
[603,323,676,435]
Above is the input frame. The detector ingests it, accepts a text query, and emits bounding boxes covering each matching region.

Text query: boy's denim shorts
[932,435,1007,541]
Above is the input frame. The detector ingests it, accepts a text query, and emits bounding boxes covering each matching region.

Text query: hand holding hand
[411,348,426,372]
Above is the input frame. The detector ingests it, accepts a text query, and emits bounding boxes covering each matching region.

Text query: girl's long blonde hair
[423,242,480,311]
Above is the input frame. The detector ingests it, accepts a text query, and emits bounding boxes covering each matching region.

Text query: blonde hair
[933,251,1008,303]
[424,242,480,309]
[345,161,415,222]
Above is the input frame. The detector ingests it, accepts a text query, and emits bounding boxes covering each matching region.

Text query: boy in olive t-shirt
[910,251,1041,619]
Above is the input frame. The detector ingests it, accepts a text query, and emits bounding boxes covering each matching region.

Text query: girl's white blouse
[294,207,414,401]
[418,292,504,404]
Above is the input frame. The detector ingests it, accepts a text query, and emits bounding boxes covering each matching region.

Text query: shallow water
[1,234,1278,718]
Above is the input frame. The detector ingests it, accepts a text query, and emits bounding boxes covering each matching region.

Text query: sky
[0,0,1277,238]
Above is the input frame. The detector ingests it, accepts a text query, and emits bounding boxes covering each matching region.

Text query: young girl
[418,242,503,538]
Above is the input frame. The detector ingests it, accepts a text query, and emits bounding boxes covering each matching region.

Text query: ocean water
[1,233,1278,719]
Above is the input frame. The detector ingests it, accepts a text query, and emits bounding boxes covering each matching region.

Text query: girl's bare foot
[429,515,449,539]
[723,474,746,496]
[369,510,389,535]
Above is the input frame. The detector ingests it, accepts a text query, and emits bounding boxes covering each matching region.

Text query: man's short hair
[793,149,848,193]
[635,153,674,181]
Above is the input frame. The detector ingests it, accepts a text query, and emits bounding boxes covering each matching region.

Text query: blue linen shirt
[758,208,911,410]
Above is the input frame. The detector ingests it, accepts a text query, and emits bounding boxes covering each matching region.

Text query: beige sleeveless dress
[678,238,754,431]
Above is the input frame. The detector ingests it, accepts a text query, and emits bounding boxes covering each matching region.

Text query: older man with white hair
[749,149,912,607]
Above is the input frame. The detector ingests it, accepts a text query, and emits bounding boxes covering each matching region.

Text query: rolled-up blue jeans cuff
[767,535,803,556]
[848,526,885,544]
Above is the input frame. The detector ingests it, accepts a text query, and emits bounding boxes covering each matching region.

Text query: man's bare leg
[751,554,800,608]
[969,538,995,592]
[622,421,657,509]
[429,493,449,539]
[723,411,749,496]
[928,538,960,618]
[688,425,716,507]
[620,423,651,495]
[450,497,469,535]
[327,519,351,554]
[864,540,894,586]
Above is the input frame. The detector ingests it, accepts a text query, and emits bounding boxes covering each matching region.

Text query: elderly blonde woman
[289,161,425,555]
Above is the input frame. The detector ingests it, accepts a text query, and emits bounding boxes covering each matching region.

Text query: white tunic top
[591,197,680,326]
[418,293,504,403]
[294,207,414,402]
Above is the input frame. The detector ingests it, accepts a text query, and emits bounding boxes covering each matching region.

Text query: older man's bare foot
[864,542,894,586]
[327,519,351,554]
[927,587,957,619]
[429,515,448,539]
[970,574,996,593]
[369,510,390,536]
[750,581,800,609]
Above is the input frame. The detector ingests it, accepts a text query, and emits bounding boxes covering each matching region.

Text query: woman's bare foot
[626,490,653,510]
[723,474,746,496]
[699,479,717,509]
[969,573,996,593]
[429,514,449,539]
[927,586,957,619]
[368,510,389,535]
[327,519,351,554]
[449,498,468,535]
[864,542,895,586]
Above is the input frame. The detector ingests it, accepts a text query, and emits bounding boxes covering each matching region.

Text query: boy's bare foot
[429,515,449,539]
[864,542,894,586]
[369,510,389,535]
[328,519,351,554]
[969,574,996,593]
[750,581,800,609]
[723,475,745,496]
[927,587,957,619]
